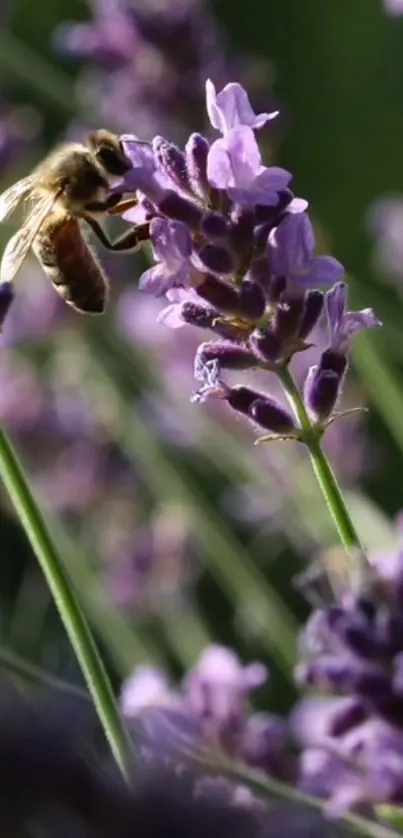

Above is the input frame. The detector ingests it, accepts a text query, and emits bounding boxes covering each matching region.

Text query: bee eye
[96,145,132,176]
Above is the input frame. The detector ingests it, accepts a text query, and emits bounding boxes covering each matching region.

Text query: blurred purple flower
[295,520,403,813]
[383,0,403,14]
[182,644,267,749]
[0,102,41,173]
[367,194,403,281]
[53,0,272,142]
[120,644,293,786]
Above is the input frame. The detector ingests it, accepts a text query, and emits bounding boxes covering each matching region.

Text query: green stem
[0,424,132,777]
[196,755,400,838]
[278,367,365,582]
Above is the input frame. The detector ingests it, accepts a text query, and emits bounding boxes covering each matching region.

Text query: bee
[0,130,148,314]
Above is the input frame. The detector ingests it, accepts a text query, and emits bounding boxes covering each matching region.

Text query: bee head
[88,130,133,176]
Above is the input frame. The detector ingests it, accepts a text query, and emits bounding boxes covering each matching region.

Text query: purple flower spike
[139,218,195,295]
[183,644,267,746]
[207,126,291,206]
[269,213,344,288]
[206,79,278,134]
[326,282,382,355]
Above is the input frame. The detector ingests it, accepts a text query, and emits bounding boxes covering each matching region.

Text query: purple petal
[205,79,278,134]
[207,126,261,190]
[307,255,344,286]
[230,166,292,206]
[254,166,292,193]
[158,288,202,327]
[341,309,382,339]
[157,301,187,328]
[269,213,310,277]
[120,665,172,716]
[139,264,173,295]
[150,218,192,267]
[326,282,348,338]
[287,197,309,214]
[118,135,169,199]
[269,212,314,277]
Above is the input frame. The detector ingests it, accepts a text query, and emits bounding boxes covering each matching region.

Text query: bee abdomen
[33,215,108,314]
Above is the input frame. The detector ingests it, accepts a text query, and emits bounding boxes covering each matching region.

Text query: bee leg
[106,198,139,216]
[84,216,150,252]
[84,193,125,213]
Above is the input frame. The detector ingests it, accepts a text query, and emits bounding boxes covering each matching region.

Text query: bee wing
[0,176,35,222]
[0,193,58,284]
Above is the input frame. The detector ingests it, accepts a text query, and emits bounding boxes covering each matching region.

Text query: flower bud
[250,328,283,364]
[153,136,191,194]
[180,301,221,329]
[273,296,304,343]
[227,386,295,433]
[239,280,266,319]
[201,212,228,239]
[298,290,324,340]
[304,365,340,422]
[158,190,202,229]
[195,341,256,372]
[186,133,210,198]
[197,244,234,276]
[254,189,294,224]
[251,398,296,434]
[320,349,348,378]
[196,275,240,314]
[228,206,254,259]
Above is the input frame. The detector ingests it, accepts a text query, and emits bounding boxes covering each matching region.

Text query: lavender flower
[268,213,343,290]
[120,644,294,788]
[294,523,403,814]
[303,283,381,424]
[205,80,278,134]
[115,80,380,449]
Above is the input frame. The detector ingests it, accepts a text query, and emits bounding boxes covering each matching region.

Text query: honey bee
[0,130,148,314]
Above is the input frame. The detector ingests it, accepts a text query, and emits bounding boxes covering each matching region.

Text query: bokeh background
[0,0,402,716]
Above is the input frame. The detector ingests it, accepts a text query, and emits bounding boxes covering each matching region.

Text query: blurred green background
[0,0,402,716]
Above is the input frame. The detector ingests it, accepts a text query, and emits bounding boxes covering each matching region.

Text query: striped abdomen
[33,213,108,314]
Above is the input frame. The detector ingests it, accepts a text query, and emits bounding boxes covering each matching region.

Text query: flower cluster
[120,644,294,791]
[53,0,270,142]
[116,80,381,444]
[293,524,403,815]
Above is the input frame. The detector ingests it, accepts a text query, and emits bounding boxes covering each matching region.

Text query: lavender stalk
[107,80,381,588]
[278,365,365,574]
[0,422,132,777]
